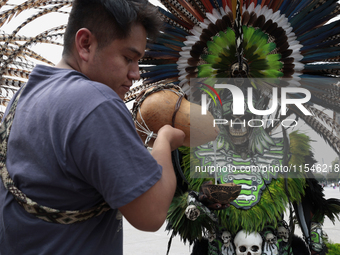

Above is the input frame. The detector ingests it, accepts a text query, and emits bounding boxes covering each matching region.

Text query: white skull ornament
[264,232,278,255]
[207,230,216,243]
[265,233,277,245]
[221,231,232,247]
[277,226,289,243]
[234,230,262,255]
[185,205,200,221]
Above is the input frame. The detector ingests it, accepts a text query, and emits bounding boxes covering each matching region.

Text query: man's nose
[129,63,140,81]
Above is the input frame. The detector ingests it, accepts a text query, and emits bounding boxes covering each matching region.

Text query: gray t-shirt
[0,65,162,255]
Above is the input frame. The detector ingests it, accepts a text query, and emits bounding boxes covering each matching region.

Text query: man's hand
[156,125,185,151]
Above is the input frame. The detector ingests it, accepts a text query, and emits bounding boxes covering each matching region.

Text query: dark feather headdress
[131,0,340,157]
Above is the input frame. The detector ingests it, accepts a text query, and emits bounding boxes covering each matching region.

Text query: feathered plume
[134,0,340,156]
[0,0,71,117]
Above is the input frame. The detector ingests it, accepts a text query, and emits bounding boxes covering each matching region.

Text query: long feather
[158,7,192,31]
[306,105,340,129]
[1,30,64,75]
[160,0,197,25]
[0,77,25,88]
[0,4,67,67]
[178,0,205,21]
[291,1,338,34]
[269,0,284,12]
[2,67,30,80]
[294,109,340,154]
[0,1,10,13]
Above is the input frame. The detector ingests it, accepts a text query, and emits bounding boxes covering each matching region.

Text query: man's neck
[55,58,74,70]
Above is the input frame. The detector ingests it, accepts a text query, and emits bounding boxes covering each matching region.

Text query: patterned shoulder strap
[0,84,111,224]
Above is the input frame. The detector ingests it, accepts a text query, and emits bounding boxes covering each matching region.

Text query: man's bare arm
[119,125,185,231]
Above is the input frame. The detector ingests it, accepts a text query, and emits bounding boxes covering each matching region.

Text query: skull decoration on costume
[185,205,200,221]
[221,230,235,255]
[234,230,262,255]
[231,61,249,79]
[207,229,216,243]
[213,95,254,159]
[221,230,232,247]
[277,226,289,243]
[211,88,268,160]
[263,232,278,255]
[265,233,277,244]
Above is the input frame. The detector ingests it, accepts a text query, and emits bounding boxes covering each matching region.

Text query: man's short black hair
[63,0,162,56]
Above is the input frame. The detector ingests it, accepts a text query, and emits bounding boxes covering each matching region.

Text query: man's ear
[75,28,95,62]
